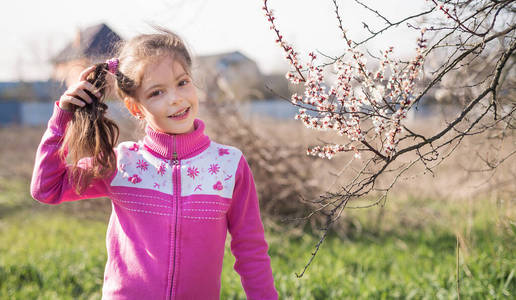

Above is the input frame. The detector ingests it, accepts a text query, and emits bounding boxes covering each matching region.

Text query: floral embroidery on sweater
[157,163,166,176]
[213,181,223,191]
[187,166,200,179]
[112,141,239,198]
[208,164,220,175]
[179,142,241,197]
[128,174,142,184]
[111,141,172,194]
[218,148,230,156]
[136,160,149,171]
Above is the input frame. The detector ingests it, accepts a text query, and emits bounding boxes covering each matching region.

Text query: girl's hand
[59,66,102,111]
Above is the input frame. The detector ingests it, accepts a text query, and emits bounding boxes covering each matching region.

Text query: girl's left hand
[59,66,101,111]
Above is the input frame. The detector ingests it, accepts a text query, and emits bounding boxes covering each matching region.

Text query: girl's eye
[149,90,163,98]
[179,79,189,87]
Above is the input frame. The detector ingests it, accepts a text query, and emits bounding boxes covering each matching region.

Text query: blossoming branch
[263,0,428,160]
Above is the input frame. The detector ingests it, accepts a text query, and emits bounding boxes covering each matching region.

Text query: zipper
[170,136,180,300]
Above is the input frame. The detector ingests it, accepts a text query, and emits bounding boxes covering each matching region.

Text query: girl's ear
[124,98,143,117]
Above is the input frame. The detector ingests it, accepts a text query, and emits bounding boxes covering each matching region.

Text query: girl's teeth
[172,108,189,117]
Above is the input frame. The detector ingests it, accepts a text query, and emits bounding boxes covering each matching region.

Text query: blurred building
[194,51,272,101]
[52,23,122,88]
[52,24,289,102]
[0,24,295,125]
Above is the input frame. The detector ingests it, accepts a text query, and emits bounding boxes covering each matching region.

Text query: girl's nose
[167,91,181,105]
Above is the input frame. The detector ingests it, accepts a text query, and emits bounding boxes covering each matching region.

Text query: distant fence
[0,101,130,127]
[0,100,302,126]
[0,101,22,125]
[0,101,54,126]
[0,99,440,127]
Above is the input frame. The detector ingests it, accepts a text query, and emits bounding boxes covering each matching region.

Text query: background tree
[262,0,515,276]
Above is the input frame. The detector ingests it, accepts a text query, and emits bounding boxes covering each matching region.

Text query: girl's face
[131,55,199,135]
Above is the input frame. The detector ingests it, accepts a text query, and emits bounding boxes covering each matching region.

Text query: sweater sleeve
[30,101,114,205]
[227,154,278,300]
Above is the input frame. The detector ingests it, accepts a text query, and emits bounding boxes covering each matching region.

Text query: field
[0,124,515,299]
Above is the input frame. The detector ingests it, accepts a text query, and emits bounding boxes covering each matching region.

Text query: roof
[196,51,255,67]
[52,23,123,63]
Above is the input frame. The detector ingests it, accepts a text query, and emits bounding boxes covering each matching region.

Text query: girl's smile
[168,106,191,120]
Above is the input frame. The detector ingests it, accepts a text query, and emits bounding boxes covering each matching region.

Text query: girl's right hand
[59,66,102,111]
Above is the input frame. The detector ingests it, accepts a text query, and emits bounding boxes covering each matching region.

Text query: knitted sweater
[30,102,278,300]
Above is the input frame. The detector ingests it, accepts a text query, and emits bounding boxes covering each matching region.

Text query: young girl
[30,30,278,300]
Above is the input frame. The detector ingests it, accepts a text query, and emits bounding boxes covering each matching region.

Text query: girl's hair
[61,28,193,194]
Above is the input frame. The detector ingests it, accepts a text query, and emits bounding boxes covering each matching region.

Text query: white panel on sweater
[180,142,241,198]
[110,141,174,195]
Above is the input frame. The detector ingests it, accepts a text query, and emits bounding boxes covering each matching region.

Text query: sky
[0,0,429,81]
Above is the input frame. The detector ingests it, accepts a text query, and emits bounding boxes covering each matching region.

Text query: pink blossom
[129,143,140,152]
[153,182,160,189]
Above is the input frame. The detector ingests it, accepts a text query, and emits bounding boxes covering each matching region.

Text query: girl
[30,30,278,300]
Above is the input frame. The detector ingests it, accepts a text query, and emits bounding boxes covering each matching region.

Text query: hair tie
[106,58,119,74]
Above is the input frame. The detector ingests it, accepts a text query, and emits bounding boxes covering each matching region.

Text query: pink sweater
[30,102,279,300]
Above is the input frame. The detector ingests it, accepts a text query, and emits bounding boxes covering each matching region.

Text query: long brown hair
[61,28,193,195]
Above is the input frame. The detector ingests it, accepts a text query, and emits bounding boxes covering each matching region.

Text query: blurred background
[0,0,514,299]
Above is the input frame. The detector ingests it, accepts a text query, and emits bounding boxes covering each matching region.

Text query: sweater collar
[143,118,211,160]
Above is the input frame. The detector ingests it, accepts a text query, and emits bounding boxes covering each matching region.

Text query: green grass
[1,181,515,299]
[0,214,106,300]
